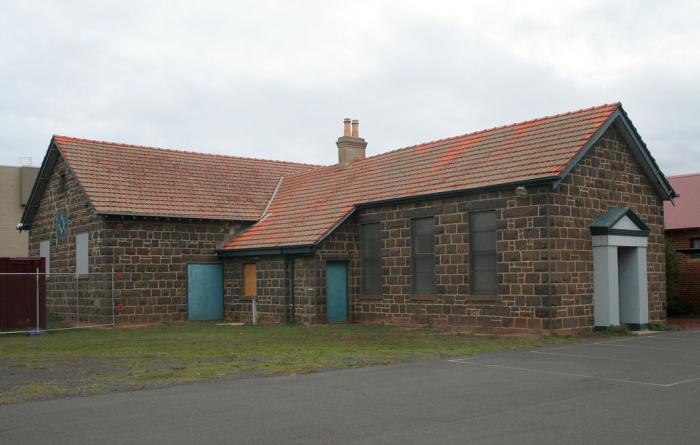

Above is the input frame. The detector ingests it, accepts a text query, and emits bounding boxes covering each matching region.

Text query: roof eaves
[216,244,315,257]
[614,106,676,200]
[355,175,562,210]
[309,175,562,250]
[96,211,256,222]
[18,138,61,231]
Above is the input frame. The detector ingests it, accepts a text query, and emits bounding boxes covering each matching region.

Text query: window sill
[357,294,383,301]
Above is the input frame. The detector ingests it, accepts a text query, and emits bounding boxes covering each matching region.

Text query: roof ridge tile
[358,102,620,162]
[52,134,323,168]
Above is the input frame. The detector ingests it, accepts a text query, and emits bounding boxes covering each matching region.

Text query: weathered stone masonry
[27,123,667,332]
[548,126,666,329]
[28,154,242,324]
[224,221,360,324]
[28,155,109,323]
[224,126,666,333]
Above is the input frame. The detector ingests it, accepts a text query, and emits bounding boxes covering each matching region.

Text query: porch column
[593,245,619,328]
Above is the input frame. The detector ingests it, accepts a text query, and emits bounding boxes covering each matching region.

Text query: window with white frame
[76,232,89,275]
[39,240,50,274]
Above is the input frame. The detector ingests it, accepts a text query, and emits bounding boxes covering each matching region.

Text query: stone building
[18,137,317,323]
[19,103,676,332]
[664,173,700,313]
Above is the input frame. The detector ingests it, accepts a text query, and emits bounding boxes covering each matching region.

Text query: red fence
[0,257,46,331]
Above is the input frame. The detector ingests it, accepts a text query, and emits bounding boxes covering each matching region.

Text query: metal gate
[0,257,46,331]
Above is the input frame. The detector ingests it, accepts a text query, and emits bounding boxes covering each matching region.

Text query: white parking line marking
[447,358,700,388]
[528,350,696,368]
[597,337,645,344]
[641,335,700,343]
[592,342,693,352]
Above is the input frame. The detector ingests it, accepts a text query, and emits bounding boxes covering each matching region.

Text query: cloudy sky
[1,0,698,175]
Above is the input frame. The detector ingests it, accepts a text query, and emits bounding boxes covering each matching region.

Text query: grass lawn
[0,323,581,404]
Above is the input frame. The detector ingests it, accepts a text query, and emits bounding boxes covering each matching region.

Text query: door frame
[186,262,225,321]
[325,260,349,323]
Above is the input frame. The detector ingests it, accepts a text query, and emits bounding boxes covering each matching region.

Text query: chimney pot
[336,117,367,169]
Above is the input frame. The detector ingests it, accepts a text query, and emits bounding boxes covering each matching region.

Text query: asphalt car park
[449,331,700,388]
[3,330,700,444]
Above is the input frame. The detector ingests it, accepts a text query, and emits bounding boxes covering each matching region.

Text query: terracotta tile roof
[53,136,320,221]
[222,103,621,251]
[665,173,700,230]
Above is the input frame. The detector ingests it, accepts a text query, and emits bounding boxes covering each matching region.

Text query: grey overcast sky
[1,0,698,175]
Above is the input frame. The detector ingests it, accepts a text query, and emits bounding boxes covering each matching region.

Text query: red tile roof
[665,173,700,230]
[222,103,621,251]
[53,136,320,221]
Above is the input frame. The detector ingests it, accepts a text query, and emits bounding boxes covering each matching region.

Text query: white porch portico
[590,208,651,330]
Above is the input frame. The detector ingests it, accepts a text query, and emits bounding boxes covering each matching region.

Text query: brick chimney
[336,118,367,169]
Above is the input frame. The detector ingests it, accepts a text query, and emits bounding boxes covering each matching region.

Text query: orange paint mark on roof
[223,103,620,250]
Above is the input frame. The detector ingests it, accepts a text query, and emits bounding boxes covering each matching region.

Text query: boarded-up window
[39,240,50,274]
[361,223,381,295]
[470,211,497,294]
[76,232,89,275]
[243,263,257,297]
[411,217,435,294]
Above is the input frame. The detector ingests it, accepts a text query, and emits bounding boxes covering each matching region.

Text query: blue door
[326,262,348,322]
[187,264,224,321]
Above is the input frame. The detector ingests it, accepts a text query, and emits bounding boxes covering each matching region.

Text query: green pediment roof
[590,207,650,236]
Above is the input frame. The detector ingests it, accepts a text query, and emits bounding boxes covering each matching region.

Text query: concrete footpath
[2,330,700,444]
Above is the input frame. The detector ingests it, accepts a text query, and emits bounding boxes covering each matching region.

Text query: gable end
[18,139,64,231]
[558,107,675,201]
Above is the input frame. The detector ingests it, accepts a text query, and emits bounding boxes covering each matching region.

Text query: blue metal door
[187,264,224,321]
[326,262,348,322]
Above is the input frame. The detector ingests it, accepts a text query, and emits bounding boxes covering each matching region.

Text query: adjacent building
[664,173,700,312]
[19,103,676,332]
[0,165,39,256]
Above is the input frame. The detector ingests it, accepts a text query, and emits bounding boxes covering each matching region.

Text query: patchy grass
[0,323,581,404]
[649,322,682,332]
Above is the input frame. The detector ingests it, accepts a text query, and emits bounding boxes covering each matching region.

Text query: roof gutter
[218,176,561,256]
[96,212,256,223]
[217,245,314,257]
[355,176,562,210]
